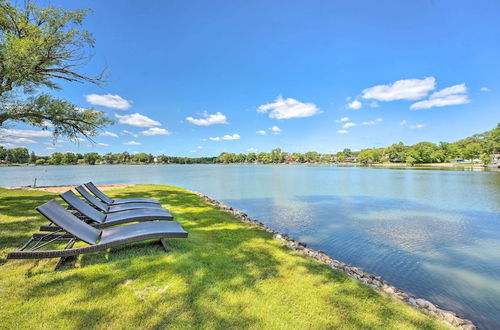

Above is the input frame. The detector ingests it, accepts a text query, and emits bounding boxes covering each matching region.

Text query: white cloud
[141,127,171,136]
[0,136,37,144]
[410,124,425,129]
[0,129,52,138]
[189,150,197,153]
[370,101,379,108]
[342,122,357,129]
[247,147,258,152]
[362,77,436,101]
[209,133,240,141]
[101,131,119,138]
[347,100,362,110]
[121,130,139,137]
[410,83,470,110]
[46,147,56,150]
[0,142,14,147]
[186,111,228,126]
[96,143,109,146]
[257,95,322,119]
[361,118,383,126]
[269,126,282,134]
[256,130,267,135]
[115,113,161,127]
[400,120,407,125]
[336,129,348,134]
[197,146,203,149]
[335,117,349,122]
[123,141,141,145]
[85,94,132,110]
[480,87,491,92]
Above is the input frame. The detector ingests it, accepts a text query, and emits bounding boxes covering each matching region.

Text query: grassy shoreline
[0,185,448,328]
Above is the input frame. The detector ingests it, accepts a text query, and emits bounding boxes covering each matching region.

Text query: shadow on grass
[0,186,446,328]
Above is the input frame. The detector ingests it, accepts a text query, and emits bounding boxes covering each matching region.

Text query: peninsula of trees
[1,123,498,166]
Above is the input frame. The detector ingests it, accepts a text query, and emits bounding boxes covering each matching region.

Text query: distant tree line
[1,123,498,166]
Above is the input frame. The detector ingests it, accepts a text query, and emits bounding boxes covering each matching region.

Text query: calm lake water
[1,165,499,328]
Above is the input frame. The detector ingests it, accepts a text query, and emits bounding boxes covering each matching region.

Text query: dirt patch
[7,184,134,193]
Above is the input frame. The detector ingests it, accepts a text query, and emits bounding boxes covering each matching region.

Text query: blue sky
[2,0,500,156]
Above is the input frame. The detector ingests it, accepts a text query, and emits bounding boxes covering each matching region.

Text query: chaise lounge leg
[54,238,76,271]
[160,239,170,253]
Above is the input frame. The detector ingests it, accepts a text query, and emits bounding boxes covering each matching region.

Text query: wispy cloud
[270,126,282,135]
[410,124,425,129]
[361,118,383,126]
[362,77,436,101]
[247,147,258,152]
[85,94,132,110]
[256,130,267,135]
[115,113,161,127]
[0,136,37,144]
[400,120,407,125]
[335,117,349,122]
[337,129,348,134]
[141,127,171,136]
[480,87,491,92]
[258,95,322,119]
[209,133,240,141]
[0,129,52,138]
[342,122,357,129]
[347,100,362,110]
[101,131,119,138]
[96,143,109,146]
[186,111,228,126]
[410,83,470,110]
[123,141,141,145]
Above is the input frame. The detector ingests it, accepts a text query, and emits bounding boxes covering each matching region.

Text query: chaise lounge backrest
[60,190,106,224]
[36,200,102,245]
[85,182,114,204]
[75,186,108,212]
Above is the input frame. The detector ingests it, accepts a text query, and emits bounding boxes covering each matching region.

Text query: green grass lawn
[0,185,447,329]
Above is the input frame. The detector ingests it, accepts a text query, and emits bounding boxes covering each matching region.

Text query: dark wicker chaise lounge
[56,190,173,228]
[75,185,162,213]
[85,181,160,205]
[8,200,187,261]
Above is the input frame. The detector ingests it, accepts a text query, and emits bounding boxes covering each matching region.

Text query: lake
[1,164,499,328]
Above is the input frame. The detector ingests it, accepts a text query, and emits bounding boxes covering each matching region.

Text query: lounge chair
[84,182,160,205]
[52,190,173,229]
[7,200,187,261]
[75,185,162,213]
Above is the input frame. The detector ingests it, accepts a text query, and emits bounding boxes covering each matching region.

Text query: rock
[415,298,430,308]
[461,323,476,330]
[408,298,417,307]
[439,310,457,325]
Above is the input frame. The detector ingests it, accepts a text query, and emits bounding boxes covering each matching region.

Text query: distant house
[491,153,500,164]
[345,156,358,163]
[450,158,465,163]
[283,155,295,164]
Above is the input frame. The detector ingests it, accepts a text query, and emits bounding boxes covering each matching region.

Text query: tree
[83,152,100,165]
[463,143,481,160]
[0,0,112,142]
[480,153,492,165]
[62,152,77,164]
[29,151,36,163]
[269,148,282,163]
[8,147,29,163]
[49,152,63,165]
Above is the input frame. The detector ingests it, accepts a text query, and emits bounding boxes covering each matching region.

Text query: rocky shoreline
[193,191,476,330]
